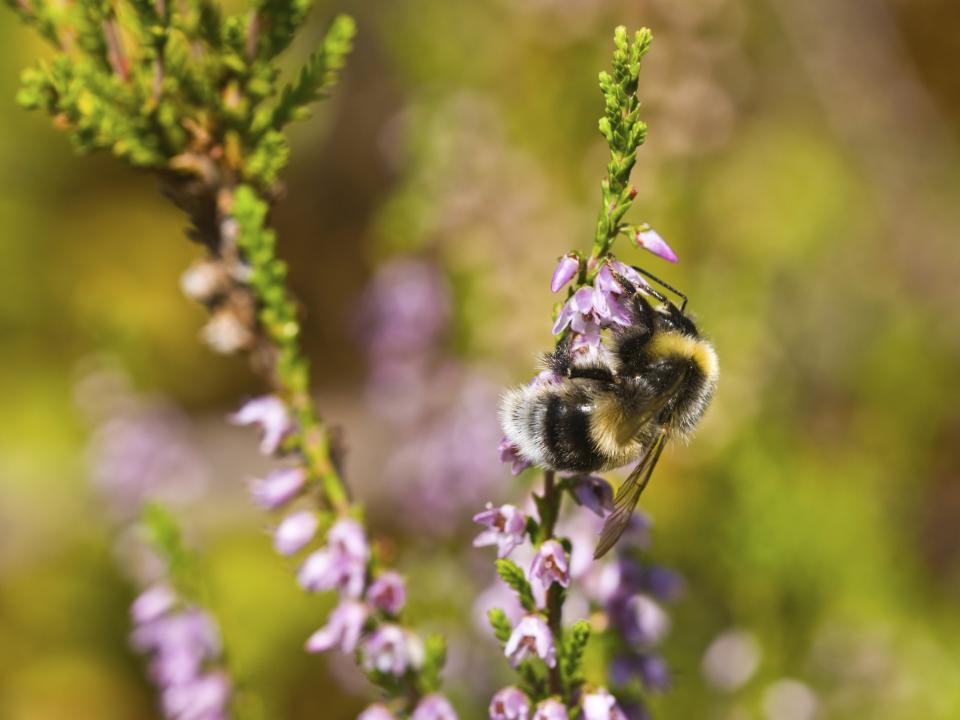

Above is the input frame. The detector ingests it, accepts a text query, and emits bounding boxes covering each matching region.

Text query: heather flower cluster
[131,584,231,720]
[231,395,454,718]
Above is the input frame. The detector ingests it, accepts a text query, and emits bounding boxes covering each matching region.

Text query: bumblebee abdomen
[499,384,607,472]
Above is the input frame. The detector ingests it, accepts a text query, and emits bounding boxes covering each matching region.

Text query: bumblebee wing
[613,367,688,446]
[593,429,667,559]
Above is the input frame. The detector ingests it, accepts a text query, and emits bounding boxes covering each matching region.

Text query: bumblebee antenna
[630,266,688,314]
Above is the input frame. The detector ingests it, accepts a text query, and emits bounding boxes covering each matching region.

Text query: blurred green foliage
[2,1,960,719]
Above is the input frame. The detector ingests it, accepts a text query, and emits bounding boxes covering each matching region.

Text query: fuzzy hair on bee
[498,271,718,557]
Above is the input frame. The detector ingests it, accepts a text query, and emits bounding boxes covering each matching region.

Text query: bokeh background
[2,0,959,718]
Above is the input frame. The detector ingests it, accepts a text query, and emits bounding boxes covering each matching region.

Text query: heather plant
[478,28,684,720]
[9,4,685,718]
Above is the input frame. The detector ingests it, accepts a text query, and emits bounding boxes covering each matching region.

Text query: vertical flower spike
[411,694,459,720]
[550,254,580,293]
[273,511,319,556]
[473,502,528,558]
[633,227,678,263]
[529,540,571,594]
[505,614,557,668]
[229,395,294,455]
[305,599,370,654]
[249,466,306,509]
[489,687,531,720]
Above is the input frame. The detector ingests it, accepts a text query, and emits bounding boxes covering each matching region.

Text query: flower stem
[540,469,565,697]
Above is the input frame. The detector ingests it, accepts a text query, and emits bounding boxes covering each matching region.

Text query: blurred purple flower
[358,258,451,361]
[529,541,570,595]
[633,227,678,263]
[229,395,293,455]
[642,565,686,603]
[368,571,406,616]
[570,476,614,517]
[250,466,306,510]
[358,705,397,720]
[161,671,231,720]
[581,688,627,720]
[273,511,319,556]
[297,518,369,596]
[611,653,670,692]
[411,693,459,720]
[489,687,530,720]
[131,584,178,625]
[499,437,533,476]
[305,599,370,654]
[362,624,424,676]
[505,614,556,668]
[474,503,528,558]
[550,254,580,293]
[532,699,568,720]
[88,399,208,519]
[617,595,670,648]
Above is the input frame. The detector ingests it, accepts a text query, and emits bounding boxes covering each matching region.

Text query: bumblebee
[499,270,718,558]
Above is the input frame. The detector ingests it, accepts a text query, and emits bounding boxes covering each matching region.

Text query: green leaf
[487,607,513,644]
[495,558,536,612]
[561,619,591,690]
[418,633,447,693]
[257,14,355,134]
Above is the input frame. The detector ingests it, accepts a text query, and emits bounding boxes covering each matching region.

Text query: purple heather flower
[229,395,293,455]
[411,693,459,720]
[305,599,369,654]
[131,584,177,625]
[620,594,670,647]
[581,689,628,720]
[504,614,557,668]
[607,260,650,292]
[358,705,398,720]
[633,227,678,263]
[297,518,369,597]
[499,438,533,476]
[529,540,570,595]
[474,502,528,558]
[273,511,319,556]
[361,624,424,676]
[162,670,231,720]
[368,571,406,615]
[593,265,632,327]
[571,475,614,517]
[550,254,580,293]
[131,609,221,686]
[532,699,569,720]
[489,687,530,720]
[249,466,306,510]
[552,287,600,340]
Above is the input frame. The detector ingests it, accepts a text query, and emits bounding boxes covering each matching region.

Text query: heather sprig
[9,4,452,716]
[481,27,680,719]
